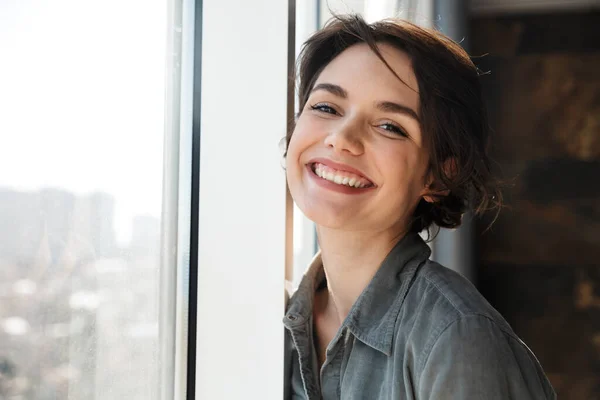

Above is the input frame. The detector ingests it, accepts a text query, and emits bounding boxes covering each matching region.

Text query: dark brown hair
[286,14,502,236]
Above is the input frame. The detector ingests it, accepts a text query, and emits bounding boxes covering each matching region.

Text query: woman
[282,14,556,400]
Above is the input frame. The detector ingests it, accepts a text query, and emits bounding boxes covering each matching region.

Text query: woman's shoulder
[404,259,514,336]
[399,260,556,399]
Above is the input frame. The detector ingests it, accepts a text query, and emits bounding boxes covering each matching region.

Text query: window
[0,0,184,398]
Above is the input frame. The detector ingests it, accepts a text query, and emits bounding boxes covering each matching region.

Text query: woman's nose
[323,120,364,155]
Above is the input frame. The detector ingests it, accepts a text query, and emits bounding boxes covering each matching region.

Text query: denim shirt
[283,233,556,400]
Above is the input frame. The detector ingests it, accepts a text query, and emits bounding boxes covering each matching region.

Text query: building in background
[0,188,161,399]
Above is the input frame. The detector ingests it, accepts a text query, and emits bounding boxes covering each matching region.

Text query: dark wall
[471,11,600,399]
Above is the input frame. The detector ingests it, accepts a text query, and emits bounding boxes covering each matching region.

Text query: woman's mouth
[309,162,374,189]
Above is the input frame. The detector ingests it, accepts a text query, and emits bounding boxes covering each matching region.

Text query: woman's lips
[310,162,373,188]
[306,157,375,186]
[305,164,376,195]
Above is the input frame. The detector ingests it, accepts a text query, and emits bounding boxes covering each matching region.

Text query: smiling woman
[283,14,556,400]
[287,41,428,234]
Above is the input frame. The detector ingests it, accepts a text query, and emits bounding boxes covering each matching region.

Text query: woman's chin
[300,205,362,230]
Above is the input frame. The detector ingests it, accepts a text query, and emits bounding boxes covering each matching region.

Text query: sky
[0,0,168,245]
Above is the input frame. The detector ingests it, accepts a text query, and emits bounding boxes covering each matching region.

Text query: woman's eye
[310,103,337,115]
[379,123,408,138]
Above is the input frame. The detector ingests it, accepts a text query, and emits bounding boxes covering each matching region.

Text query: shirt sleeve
[416,315,556,400]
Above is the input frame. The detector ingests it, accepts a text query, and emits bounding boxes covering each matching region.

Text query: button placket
[320,329,348,400]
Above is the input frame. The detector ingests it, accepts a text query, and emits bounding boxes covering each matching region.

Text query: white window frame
[159,0,198,398]
[193,0,291,398]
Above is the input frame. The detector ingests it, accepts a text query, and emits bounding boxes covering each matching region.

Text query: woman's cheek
[300,114,328,139]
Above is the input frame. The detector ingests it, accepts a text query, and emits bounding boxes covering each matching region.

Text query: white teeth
[312,163,370,189]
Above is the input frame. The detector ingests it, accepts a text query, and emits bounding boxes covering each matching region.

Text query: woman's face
[286,43,431,233]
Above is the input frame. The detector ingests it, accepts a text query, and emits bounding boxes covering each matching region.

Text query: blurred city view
[0,0,167,396]
[0,187,161,399]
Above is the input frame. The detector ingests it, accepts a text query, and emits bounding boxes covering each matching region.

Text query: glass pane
[0,0,169,399]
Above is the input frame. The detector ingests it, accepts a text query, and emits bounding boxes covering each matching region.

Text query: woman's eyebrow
[311,82,420,123]
[376,101,420,122]
[311,83,348,98]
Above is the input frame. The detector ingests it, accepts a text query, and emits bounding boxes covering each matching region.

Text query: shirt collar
[283,232,431,356]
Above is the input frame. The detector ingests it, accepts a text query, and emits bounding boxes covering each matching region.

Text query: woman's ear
[422,157,457,203]
[423,186,449,204]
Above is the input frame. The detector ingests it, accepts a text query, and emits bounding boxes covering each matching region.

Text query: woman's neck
[315,224,408,327]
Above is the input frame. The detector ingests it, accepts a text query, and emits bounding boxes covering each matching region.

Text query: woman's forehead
[313,43,420,104]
